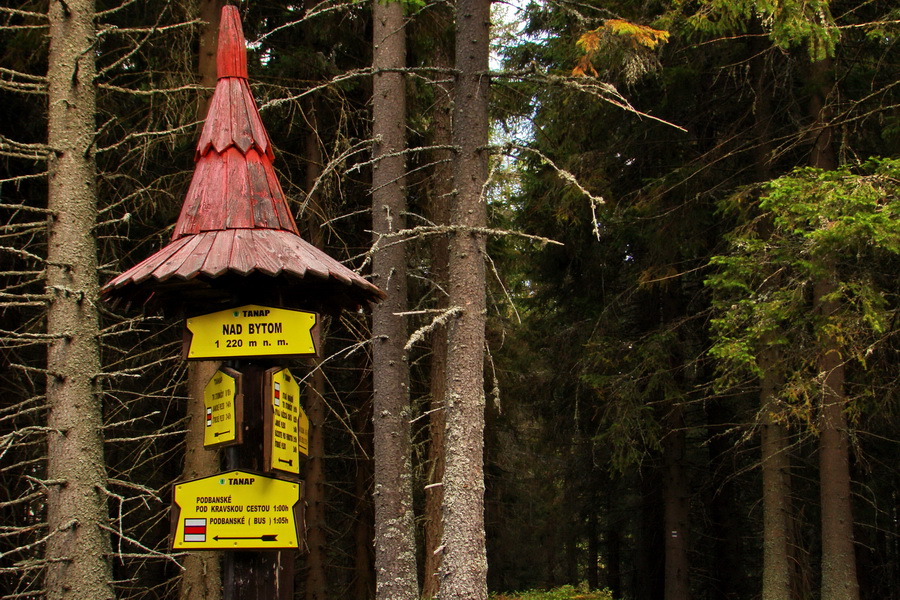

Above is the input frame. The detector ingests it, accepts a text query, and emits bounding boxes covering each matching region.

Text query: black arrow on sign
[213,534,278,542]
[214,430,231,437]
[278,458,293,466]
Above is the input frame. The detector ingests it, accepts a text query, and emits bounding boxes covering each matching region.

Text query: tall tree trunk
[808,56,859,600]
[45,1,114,599]
[179,6,225,596]
[197,0,226,117]
[179,362,223,600]
[438,0,490,596]
[759,351,793,600]
[815,274,858,600]
[662,405,691,600]
[302,114,329,600]
[370,1,418,598]
[422,34,453,600]
[759,341,793,600]
[305,366,329,600]
[749,38,796,600]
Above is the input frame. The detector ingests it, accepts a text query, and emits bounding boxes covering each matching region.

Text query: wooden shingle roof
[102,6,383,313]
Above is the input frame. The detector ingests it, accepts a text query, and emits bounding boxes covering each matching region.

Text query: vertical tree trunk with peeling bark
[45,1,114,599]
[438,0,490,596]
[371,1,418,598]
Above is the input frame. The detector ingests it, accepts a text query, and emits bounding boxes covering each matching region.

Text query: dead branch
[97,82,203,97]
[96,16,203,79]
[95,121,200,154]
[0,519,77,562]
[405,306,463,352]
[95,0,141,19]
[0,203,52,214]
[0,6,47,19]
[0,69,47,93]
[252,0,366,44]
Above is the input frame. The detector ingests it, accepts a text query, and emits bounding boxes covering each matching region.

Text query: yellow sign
[172,470,302,550]
[184,305,318,360]
[203,368,242,448]
[265,368,309,476]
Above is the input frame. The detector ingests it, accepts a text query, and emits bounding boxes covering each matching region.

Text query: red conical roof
[102,6,383,313]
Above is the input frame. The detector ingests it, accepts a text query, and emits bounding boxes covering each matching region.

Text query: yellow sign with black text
[202,368,242,448]
[184,305,318,360]
[172,470,303,550]
[265,368,309,476]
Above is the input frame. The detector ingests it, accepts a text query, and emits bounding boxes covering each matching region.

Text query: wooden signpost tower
[102,7,383,599]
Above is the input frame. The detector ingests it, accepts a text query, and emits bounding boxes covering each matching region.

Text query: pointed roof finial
[217,5,248,79]
[100,6,385,313]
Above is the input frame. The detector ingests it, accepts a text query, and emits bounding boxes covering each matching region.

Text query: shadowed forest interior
[1,1,900,599]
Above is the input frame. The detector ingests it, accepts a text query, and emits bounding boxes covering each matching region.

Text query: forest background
[1,1,900,600]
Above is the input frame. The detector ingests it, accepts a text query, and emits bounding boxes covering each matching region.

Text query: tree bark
[422,32,453,600]
[197,0,226,117]
[748,39,795,600]
[179,6,225,596]
[302,88,328,600]
[815,275,859,600]
[304,366,329,600]
[44,1,114,599]
[759,342,793,600]
[371,2,418,598]
[437,0,490,596]
[807,56,860,600]
[179,361,223,600]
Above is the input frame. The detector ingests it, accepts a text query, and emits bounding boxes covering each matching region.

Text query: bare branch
[95,0,141,19]
[98,82,203,97]
[252,0,366,44]
[405,307,463,352]
[96,18,204,79]
[0,6,47,19]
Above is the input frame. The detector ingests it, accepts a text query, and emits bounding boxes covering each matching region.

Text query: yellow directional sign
[203,368,242,448]
[172,470,303,550]
[184,304,319,360]
[264,368,309,477]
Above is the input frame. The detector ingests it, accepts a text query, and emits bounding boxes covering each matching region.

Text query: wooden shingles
[101,5,383,311]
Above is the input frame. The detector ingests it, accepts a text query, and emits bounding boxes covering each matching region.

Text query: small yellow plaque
[202,368,242,448]
[184,304,319,360]
[265,368,309,476]
[172,470,303,550]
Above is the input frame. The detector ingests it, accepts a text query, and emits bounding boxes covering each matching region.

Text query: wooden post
[223,363,295,600]
[99,10,383,600]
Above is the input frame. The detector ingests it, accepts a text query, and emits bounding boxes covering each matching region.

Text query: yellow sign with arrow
[264,368,309,477]
[171,470,303,550]
[203,368,242,448]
